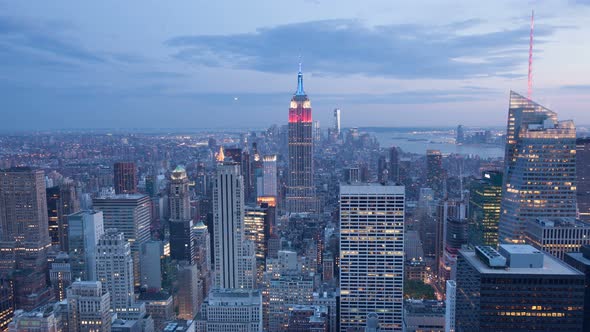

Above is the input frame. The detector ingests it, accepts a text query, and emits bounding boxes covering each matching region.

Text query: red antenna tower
[528,10,534,100]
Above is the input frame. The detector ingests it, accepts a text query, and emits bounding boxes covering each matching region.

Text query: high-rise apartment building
[114,162,137,194]
[168,166,194,262]
[455,245,584,331]
[67,281,112,332]
[96,229,135,311]
[577,138,590,221]
[286,66,316,213]
[213,162,255,289]
[0,167,53,311]
[339,184,405,331]
[469,170,502,246]
[93,193,151,287]
[499,91,577,243]
[68,210,104,281]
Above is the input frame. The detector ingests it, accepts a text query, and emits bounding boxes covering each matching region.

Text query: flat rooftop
[340,183,405,195]
[94,193,148,200]
[500,244,540,255]
[460,248,583,276]
[532,217,590,228]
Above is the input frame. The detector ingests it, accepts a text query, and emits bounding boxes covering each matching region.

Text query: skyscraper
[46,181,79,251]
[213,162,255,289]
[339,184,405,331]
[262,155,278,198]
[577,138,590,221]
[93,193,151,287]
[469,170,502,246]
[455,245,584,331]
[168,166,194,262]
[499,91,577,243]
[426,150,443,195]
[68,210,104,281]
[333,108,341,139]
[0,167,53,311]
[389,146,400,184]
[114,162,137,195]
[286,65,316,213]
[96,229,135,311]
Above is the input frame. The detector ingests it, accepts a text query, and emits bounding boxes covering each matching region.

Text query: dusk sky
[1,1,590,130]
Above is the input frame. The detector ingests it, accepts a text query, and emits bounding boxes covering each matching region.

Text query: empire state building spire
[296,62,305,96]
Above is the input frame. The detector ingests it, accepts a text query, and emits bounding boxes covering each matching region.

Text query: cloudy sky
[1,0,589,130]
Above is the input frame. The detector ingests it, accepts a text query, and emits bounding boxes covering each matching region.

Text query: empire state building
[286,65,316,213]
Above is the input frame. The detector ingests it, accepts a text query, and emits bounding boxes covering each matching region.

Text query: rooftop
[340,183,405,195]
[460,246,583,276]
[532,217,590,228]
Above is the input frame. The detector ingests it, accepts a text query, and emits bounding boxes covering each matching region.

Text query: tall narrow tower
[286,64,316,213]
[169,165,194,262]
[213,162,255,289]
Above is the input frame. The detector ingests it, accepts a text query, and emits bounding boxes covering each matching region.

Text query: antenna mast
[528,10,534,100]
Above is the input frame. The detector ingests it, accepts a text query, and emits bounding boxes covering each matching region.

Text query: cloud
[166,19,561,80]
[0,16,104,65]
[560,84,590,91]
[0,16,144,69]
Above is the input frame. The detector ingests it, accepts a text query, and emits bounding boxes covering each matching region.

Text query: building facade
[96,229,135,311]
[0,167,53,311]
[525,218,590,260]
[93,194,151,287]
[286,66,316,213]
[455,245,584,331]
[197,289,262,332]
[114,162,137,195]
[169,166,195,262]
[499,91,577,243]
[469,170,502,246]
[68,210,104,281]
[212,162,255,289]
[339,184,405,331]
[577,138,590,222]
[67,281,112,332]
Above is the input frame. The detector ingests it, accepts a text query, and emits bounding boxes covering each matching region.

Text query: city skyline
[1,1,590,130]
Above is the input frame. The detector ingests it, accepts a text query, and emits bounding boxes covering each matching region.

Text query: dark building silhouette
[114,162,137,194]
[456,245,584,331]
[564,245,590,332]
[389,146,400,183]
[577,138,590,222]
[46,182,79,251]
